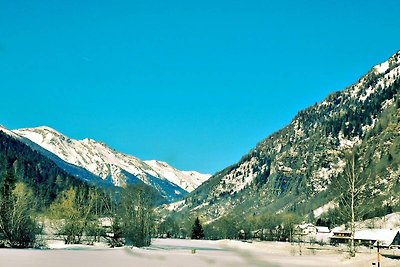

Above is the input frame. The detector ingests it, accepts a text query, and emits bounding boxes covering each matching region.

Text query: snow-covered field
[1,239,399,267]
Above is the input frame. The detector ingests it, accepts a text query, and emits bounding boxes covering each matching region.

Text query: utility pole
[377,241,381,267]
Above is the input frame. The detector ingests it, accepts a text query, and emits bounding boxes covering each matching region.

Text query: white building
[295,224,332,243]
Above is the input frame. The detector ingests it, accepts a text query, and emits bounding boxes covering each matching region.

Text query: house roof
[297,223,316,230]
[354,229,400,246]
[316,226,330,233]
[333,230,351,234]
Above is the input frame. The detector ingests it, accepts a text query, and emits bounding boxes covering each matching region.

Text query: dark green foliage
[106,217,124,247]
[203,212,301,241]
[191,217,204,240]
[0,132,96,247]
[0,169,16,215]
[158,216,180,238]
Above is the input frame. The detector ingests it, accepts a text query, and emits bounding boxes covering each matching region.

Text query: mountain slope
[0,127,90,206]
[144,160,211,192]
[171,50,400,222]
[12,127,210,202]
[1,126,111,187]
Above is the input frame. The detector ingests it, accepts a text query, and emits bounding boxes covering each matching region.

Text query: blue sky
[1,0,400,174]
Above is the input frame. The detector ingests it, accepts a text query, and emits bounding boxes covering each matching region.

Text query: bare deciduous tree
[0,170,41,248]
[49,187,98,244]
[121,184,155,247]
[334,149,370,257]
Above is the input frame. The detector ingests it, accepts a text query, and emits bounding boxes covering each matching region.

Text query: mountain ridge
[0,129,91,206]
[4,126,210,202]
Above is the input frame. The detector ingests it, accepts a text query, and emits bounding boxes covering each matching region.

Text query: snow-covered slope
[144,160,210,192]
[1,125,108,186]
[0,125,19,138]
[12,126,210,201]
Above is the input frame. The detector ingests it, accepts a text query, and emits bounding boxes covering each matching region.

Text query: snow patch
[374,61,389,74]
[359,86,375,102]
[313,201,337,218]
[144,160,211,192]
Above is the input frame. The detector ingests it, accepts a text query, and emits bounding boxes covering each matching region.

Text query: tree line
[157,211,301,242]
[0,167,156,248]
[0,167,207,249]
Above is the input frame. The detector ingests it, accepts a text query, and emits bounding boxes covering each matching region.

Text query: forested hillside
[0,130,89,207]
[167,50,400,234]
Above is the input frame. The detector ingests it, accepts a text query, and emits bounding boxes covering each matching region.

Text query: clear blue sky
[1,0,399,174]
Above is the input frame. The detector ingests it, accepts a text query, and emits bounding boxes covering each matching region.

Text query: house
[295,224,332,243]
[296,223,317,236]
[330,229,400,248]
[354,229,400,248]
[330,230,351,245]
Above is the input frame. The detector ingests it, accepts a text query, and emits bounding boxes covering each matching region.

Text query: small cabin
[354,229,400,248]
[330,230,352,245]
[330,229,400,248]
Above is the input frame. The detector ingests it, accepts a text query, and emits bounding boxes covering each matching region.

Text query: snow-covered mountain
[11,126,210,201]
[0,125,97,207]
[144,160,211,192]
[0,125,110,187]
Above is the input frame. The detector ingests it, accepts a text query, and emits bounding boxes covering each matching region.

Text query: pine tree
[191,217,204,240]
[0,170,17,244]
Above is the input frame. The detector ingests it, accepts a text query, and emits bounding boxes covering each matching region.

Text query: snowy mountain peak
[28,126,64,136]
[144,160,211,192]
[11,126,210,200]
[35,125,59,132]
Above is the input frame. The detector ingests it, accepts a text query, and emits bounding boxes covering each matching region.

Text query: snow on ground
[1,239,399,267]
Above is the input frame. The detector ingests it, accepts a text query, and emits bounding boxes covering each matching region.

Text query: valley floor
[1,239,399,267]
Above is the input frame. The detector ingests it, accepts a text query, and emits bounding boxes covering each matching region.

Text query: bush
[49,187,97,244]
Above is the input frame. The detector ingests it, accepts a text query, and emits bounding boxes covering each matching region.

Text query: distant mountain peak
[26,125,62,134]
[144,160,211,192]
[35,125,58,131]
[11,126,210,201]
